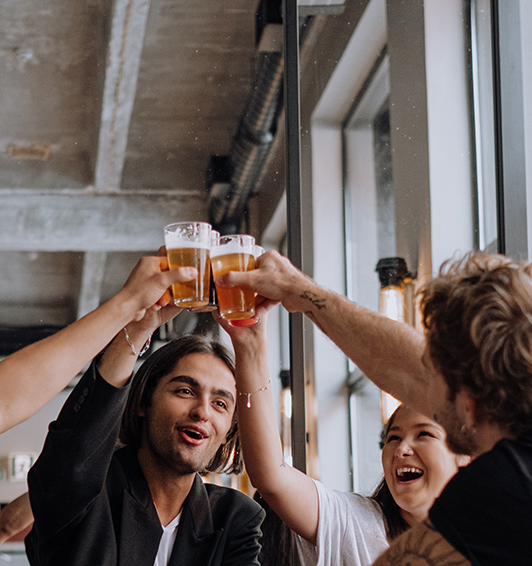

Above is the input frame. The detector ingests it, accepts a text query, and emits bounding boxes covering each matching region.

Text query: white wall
[0,391,68,502]
[424,0,475,270]
[388,0,475,282]
[521,0,532,259]
[310,124,352,491]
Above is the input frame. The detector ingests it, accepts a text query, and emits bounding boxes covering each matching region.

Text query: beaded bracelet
[237,378,272,408]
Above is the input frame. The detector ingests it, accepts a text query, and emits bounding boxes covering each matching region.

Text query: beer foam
[210,242,254,257]
[165,233,210,249]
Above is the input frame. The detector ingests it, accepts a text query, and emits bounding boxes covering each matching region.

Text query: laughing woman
[218,303,469,566]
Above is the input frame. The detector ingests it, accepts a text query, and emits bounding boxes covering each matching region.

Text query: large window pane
[343,55,390,494]
[471,0,498,252]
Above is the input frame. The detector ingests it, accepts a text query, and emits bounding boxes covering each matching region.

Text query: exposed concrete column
[77,252,107,319]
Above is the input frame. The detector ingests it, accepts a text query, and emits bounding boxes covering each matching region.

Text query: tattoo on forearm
[300,291,327,310]
[375,520,471,566]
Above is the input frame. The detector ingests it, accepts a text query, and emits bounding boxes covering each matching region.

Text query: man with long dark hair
[25,301,264,566]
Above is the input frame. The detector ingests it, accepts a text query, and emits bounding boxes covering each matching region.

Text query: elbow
[246,466,287,502]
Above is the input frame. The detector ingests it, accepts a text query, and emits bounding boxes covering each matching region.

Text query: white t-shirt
[153,512,182,566]
[294,480,388,566]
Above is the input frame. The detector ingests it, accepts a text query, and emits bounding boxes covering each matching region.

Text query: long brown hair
[119,335,243,475]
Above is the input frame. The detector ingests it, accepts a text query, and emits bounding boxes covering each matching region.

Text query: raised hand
[213,294,278,344]
[120,256,197,321]
[214,250,311,314]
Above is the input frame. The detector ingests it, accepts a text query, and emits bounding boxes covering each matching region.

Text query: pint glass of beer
[253,245,265,259]
[189,230,220,313]
[211,234,256,321]
[224,244,265,327]
[164,222,212,308]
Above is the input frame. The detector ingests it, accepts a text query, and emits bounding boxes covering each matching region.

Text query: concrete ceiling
[0,0,265,348]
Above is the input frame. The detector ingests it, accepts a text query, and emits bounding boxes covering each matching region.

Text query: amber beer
[167,245,211,307]
[211,235,256,321]
[164,222,212,308]
[189,230,220,313]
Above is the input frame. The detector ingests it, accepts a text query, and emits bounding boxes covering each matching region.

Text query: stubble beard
[437,399,479,457]
[144,424,218,477]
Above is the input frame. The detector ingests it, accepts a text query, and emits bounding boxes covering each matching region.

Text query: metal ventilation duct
[208,50,284,233]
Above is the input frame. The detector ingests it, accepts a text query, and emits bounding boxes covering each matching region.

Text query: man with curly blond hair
[219,250,532,565]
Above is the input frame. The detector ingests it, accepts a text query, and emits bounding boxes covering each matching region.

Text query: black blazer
[26,362,264,566]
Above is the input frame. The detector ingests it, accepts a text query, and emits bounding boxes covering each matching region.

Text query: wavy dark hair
[371,407,409,541]
[119,334,243,475]
[421,252,532,436]
[253,492,298,566]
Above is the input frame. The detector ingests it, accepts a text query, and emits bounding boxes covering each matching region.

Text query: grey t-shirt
[295,480,388,566]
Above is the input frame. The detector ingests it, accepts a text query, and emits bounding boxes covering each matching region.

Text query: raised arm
[218,302,319,544]
[97,297,183,389]
[216,251,433,418]
[0,256,196,433]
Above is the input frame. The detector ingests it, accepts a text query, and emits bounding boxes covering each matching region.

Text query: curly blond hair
[420,252,532,436]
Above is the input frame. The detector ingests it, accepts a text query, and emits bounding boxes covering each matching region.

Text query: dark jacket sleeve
[27,359,131,541]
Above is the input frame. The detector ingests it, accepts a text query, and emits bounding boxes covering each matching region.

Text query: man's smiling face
[139,352,236,476]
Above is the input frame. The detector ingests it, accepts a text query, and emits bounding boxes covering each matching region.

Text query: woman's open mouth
[396,467,424,482]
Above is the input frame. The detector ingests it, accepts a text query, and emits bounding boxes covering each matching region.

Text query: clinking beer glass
[224,244,265,327]
[164,222,212,308]
[211,234,256,321]
[189,230,220,313]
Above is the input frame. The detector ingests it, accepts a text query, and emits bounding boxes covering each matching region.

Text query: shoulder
[313,480,383,519]
[204,483,264,523]
[431,439,528,518]
[204,483,260,507]
[312,481,387,547]
[295,481,387,565]
[429,438,532,563]
[372,519,471,566]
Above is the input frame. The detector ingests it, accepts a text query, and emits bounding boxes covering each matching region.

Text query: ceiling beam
[95,0,151,190]
[0,189,207,252]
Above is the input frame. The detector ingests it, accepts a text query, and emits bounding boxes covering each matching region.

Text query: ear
[455,454,471,467]
[138,406,146,417]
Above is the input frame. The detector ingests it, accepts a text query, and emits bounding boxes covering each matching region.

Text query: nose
[395,439,414,457]
[190,396,211,421]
